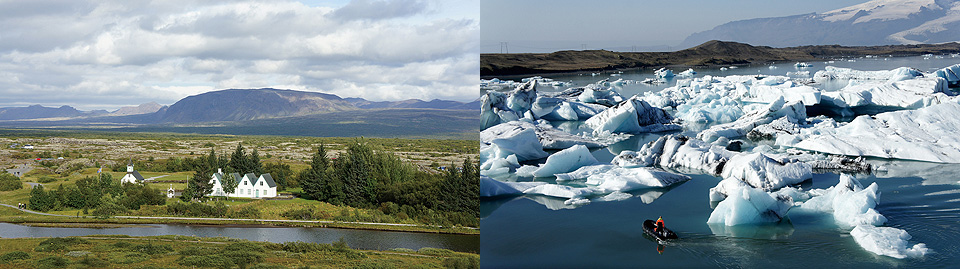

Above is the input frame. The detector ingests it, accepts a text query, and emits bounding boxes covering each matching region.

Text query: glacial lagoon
[481,55,960,267]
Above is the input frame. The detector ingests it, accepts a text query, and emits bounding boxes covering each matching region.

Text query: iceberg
[677,68,696,78]
[480,154,521,177]
[814,66,922,82]
[480,121,548,162]
[583,96,678,134]
[781,100,960,163]
[555,164,690,193]
[480,91,520,130]
[720,152,813,192]
[578,84,624,106]
[851,225,930,259]
[795,62,812,68]
[796,174,886,228]
[506,80,538,114]
[698,96,806,143]
[819,77,951,109]
[707,185,793,226]
[480,176,547,197]
[627,135,735,174]
[933,63,960,86]
[527,145,599,178]
[654,68,675,78]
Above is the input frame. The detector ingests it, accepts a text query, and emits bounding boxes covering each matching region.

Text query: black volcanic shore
[481,40,960,77]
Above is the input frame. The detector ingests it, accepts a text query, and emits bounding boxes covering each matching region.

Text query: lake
[0,222,479,253]
[481,55,960,267]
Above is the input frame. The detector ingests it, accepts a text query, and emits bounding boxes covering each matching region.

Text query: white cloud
[0,0,478,111]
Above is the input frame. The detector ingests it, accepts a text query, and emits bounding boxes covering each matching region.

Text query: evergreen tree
[302,144,341,203]
[229,143,249,174]
[250,149,263,175]
[263,161,292,191]
[337,139,375,207]
[182,161,213,202]
[28,185,55,212]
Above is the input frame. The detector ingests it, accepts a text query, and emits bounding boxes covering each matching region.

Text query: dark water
[0,223,479,253]
[481,173,960,268]
[482,56,960,267]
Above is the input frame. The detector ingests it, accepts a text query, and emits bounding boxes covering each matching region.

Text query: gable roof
[242,173,257,182]
[128,171,144,182]
[211,172,223,182]
[230,173,242,182]
[258,173,277,188]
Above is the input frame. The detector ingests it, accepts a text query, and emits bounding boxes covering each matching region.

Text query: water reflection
[0,222,478,253]
[707,221,796,240]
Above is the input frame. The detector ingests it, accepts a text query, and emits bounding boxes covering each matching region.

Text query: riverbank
[0,204,479,235]
[480,40,960,76]
[0,234,478,268]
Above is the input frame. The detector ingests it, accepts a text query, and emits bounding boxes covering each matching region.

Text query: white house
[120,162,144,184]
[208,169,277,198]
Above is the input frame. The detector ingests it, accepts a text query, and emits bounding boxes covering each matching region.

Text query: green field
[0,235,478,268]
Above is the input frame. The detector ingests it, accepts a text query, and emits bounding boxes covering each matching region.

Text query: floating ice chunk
[742,84,821,105]
[578,85,624,106]
[677,68,697,78]
[784,100,960,163]
[795,62,812,68]
[654,68,675,78]
[720,67,729,71]
[933,63,960,86]
[529,145,599,177]
[698,96,807,142]
[707,185,793,226]
[540,100,604,121]
[676,96,744,124]
[814,66,922,82]
[819,77,951,109]
[480,121,548,162]
[523,184,598,199]
[481,91,521,130]
[769,66,777,70]
[583,96,678,134]
[536,123,605,150]
[711,153,812,200]
[506,80,538,114]
[797,174,886,227]
[480,176,547,197]
[480,154,520,177]
[851,225,929,259]
[634,135,736,174]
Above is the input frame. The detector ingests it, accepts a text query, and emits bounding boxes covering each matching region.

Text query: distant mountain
[110,102,165,116]
[0,105,86,120]
[345,98,479,110]
[160,88,357,123]
[681,0,960,48]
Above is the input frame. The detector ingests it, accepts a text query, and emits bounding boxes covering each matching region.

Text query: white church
[208,168,278,198]
[120,162,145,184]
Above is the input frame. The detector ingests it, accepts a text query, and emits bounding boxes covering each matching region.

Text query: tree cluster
[0,173,23,191]
[28,173,165,217]
[298,139,479,226]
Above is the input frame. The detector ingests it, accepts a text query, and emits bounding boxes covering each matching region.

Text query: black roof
[259,173,277,188]
[129,171,144,181]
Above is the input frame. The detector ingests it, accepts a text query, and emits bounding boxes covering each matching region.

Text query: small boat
[643,219,678,241]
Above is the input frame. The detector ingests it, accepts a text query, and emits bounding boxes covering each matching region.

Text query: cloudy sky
[0,0,478,111]
[482,0,868,53]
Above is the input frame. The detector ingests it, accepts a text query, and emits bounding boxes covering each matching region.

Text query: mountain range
[0,88,478,124]
[681,0,960,48]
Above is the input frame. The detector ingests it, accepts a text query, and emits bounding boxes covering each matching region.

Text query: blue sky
[481,0,869,53]
[0,0,478,111]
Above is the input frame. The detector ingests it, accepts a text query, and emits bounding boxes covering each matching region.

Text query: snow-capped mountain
[681,0,960,48]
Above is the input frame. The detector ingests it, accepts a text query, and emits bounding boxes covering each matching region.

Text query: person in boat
[655,216,665,235]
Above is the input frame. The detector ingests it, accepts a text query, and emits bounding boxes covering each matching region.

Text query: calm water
[481,55,960,267]
[0,223,479,253]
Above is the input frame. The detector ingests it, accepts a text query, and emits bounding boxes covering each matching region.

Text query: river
[0,222,478,253]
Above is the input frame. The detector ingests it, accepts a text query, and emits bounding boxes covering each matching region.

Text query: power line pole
[581,44,587,50]
[500,42,509,54]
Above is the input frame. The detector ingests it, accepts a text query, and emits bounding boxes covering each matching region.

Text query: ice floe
[851,225,930,259]
[519,144,599,178]
[780,100,960,163]
[707,185,793,225]
[480,176,547,197]
[584,96,679,134]
[699,96,807,143]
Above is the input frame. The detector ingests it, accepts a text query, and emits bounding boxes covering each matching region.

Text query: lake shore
[481,40,960,77]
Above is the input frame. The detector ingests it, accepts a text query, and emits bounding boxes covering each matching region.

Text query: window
[260,181,263,186]
[243,181,247,185]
